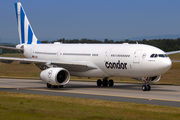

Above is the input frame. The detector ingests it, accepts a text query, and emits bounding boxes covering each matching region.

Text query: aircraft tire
[146,85,151,91]
[109,79,114,87]
[52,85,59,88]
[59,85,64,88]
[97,79,102,86]
[47,83,52,88]
[142,85,147,91]
[103,79,108,87]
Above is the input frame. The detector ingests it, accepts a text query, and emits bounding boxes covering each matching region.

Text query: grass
[0,91,179,120]
[1,54,180,85]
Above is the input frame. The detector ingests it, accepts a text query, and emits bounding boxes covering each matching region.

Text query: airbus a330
[0,2,179,91]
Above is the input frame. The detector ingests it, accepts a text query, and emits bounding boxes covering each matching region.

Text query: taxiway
[0,78,180,107]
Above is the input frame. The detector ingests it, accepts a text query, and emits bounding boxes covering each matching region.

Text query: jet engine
[40,68,70,85]
[149,75,161,83]
[134,75,161,83]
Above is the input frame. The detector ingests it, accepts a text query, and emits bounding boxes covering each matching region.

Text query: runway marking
[22,88,180,102]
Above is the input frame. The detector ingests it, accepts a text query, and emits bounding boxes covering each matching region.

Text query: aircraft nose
[161,58,172,72]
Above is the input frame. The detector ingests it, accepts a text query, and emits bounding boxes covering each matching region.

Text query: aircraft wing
[166,50,180,55]
[171,60,180,62]
[165,51,180,62]
[0,57,97,72]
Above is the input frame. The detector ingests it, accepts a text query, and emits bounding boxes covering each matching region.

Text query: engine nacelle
[149,75,161,83]
[134,75,161,83]
[40,68,70,85]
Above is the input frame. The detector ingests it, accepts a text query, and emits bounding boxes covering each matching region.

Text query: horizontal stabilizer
[0,45,22,50]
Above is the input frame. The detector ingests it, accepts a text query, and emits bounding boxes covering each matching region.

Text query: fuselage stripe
[35,52,56,55]
[63,53,91,56]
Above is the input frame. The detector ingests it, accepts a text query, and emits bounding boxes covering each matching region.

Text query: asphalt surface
[0,78,180,107]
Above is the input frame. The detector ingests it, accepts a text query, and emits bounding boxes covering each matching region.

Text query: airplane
[0,2,179,91]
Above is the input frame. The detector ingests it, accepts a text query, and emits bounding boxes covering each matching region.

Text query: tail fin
[14,2,41,44]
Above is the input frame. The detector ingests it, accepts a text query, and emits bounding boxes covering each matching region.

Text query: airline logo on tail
[14,2,41,44]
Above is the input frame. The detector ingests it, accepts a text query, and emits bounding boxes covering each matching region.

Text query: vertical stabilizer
[14,2,41,44]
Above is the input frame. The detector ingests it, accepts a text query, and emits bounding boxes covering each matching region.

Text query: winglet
[14,2,41,44]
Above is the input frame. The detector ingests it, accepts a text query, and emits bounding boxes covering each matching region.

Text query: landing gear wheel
[142,85,147,91]
[146,85,151,91]
[59,85,64,88]
[142,77,152,91]
[109,79,114,87]
[96,78,114,87]
[52,85,59,88]
[103,79,108,87]
[47,83,52,88]
[97,79,102,86]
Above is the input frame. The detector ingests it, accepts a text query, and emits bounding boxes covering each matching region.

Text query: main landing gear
[47,83,64,88]
[97,77,114,87]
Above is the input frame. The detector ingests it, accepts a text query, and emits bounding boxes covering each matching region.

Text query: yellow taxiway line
[1,86,180,102]
[24,88,180,102]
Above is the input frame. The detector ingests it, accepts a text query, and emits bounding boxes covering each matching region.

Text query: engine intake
[150,75,161,83]
[40,68,70,85]
[133,75,161,83]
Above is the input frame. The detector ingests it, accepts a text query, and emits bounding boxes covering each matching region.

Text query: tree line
[1,38,180,54]
[41,38,180,52]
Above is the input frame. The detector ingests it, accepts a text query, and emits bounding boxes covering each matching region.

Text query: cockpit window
[158,54,164,57]
[150,54,158,58]
[150,54,155,58]
[154,54,157,57]
[150,54,168,58]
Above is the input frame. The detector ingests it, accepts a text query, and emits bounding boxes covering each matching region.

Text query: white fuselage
[21,43,172,78]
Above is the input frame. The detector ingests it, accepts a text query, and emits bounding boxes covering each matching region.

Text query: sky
[1,0,180,43]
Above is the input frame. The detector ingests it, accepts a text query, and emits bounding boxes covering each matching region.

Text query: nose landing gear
[142,78,151,91]
[142,84,151,91]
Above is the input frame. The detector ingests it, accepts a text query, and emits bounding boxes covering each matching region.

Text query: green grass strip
[0,91,179,120]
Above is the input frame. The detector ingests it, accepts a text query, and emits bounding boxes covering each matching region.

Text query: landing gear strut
[142,79,151,91]
[97,77,114,87]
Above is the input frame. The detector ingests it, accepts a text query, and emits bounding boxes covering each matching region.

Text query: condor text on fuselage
[105,60,127,69]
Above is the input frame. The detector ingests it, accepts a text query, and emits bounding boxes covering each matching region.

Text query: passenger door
[133,49,142,63]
